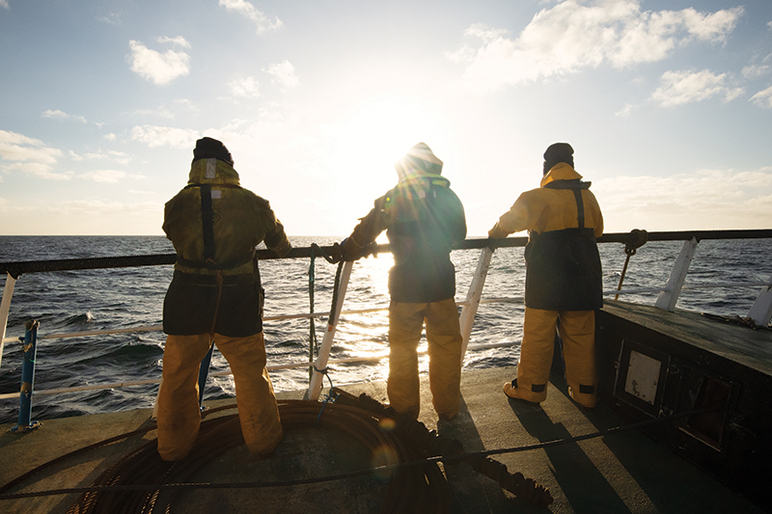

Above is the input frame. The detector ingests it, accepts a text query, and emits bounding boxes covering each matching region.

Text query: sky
[1,0,771,237]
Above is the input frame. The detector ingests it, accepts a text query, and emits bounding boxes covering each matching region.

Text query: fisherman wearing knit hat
[341,143,467,421]
[489,142,604,409]
[158,137,291,461]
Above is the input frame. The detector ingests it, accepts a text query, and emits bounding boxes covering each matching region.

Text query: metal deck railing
[2,230,771,429]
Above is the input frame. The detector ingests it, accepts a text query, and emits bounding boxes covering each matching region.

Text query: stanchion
[12,319,41,432]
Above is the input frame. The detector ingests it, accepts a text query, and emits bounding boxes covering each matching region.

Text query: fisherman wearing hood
[342,143,467,420]
[158,137,292,461]
[488,143,603,408]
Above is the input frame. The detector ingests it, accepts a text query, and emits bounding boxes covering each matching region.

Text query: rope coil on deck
[0,394,726,512]
[59,399,456,514]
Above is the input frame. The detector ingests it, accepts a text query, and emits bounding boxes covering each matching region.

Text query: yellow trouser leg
[558,310,597,408]
[388,301,425,419]
[215,332,283,455]
[513,308,559,403]
[425,298,463,419]
[157,334,212,461]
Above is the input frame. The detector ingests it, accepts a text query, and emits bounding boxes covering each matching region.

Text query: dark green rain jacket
[345,173,467,303]
[162,158,291,336]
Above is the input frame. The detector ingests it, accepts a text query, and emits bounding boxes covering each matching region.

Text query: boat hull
[594,301,772,510]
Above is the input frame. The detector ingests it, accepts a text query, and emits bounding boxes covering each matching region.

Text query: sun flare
[324,96,447,203]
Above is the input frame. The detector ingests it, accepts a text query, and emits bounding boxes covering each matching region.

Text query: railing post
[307,260,353,400]
[459,247,493,361]
[655,237,698,311]
[1,272,18,371]
[747,275,772,326]
[12,319,41,432]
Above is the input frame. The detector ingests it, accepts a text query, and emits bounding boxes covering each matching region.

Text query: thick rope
[0,397,721,508]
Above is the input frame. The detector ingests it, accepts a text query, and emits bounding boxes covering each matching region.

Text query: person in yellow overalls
[158,137,292,461]
[342,143,467,420]
[488,143,603,408]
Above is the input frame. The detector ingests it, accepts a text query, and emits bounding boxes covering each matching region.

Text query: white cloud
[104,133,117,142]
[69,149,132,165]
[97,11,123,25]
[42,109,68,119]
[173,99,199,113]
[264,61,299,90]
[650,69,744,106]
[219,0,282,34]
[228,76,261,98]
[595,167,772,231]
[127,40,191,85]
[128,99,199,119]
[0,130,46,150]
[0,0,8,10]
[615,103,635,116]
[157,36,191,48]
[0,130,63,167]
[742,64,770,79]
[129,125,199,148]
[750,85,772,108]
[42,109,87,123]
[450,0,744,94]
[2,162,73,180]
[79,170,128,183]
[132,106,176,119]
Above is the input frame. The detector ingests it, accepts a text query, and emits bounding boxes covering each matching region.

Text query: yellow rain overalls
[343,143,467,420]
[158,155,291,460]
[489,162,603,408]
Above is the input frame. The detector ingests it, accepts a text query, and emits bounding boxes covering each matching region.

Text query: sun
[322,95,447,207]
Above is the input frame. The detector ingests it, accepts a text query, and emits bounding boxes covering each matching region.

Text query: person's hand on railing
[340,237,378,261]
[311,242,344,264]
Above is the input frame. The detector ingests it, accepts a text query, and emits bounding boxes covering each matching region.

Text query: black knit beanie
[192,137,234,166]
[543,142,573,175]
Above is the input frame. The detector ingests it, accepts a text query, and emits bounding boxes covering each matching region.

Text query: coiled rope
[57,399,450,514]
[0,393,721,511]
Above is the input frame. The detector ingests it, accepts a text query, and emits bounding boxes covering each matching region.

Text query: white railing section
[2,236,772,404]
[0,274,17,371]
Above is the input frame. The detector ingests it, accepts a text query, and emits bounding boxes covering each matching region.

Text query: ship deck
[0,362,765,513]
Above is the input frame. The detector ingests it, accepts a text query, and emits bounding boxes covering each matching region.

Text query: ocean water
[1,235,770,425]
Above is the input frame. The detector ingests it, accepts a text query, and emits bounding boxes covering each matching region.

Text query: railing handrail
[3,229,772,277]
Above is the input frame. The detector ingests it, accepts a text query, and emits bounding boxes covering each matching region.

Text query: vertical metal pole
[308,260,353,400]
[655,238,698,311]
[308,253,317,381]
[12,319,41,432]
[1,273,18,371]
[747,275,772,326]
[198,343,215,408]
[459,247,493,362]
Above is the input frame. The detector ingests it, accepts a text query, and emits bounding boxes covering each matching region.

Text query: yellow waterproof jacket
[163,158,291,276]
[489,163,603,311]
[489,163,603,238]
[162,158,291,336]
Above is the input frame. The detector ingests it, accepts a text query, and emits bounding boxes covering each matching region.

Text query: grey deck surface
[0,365,765,514]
